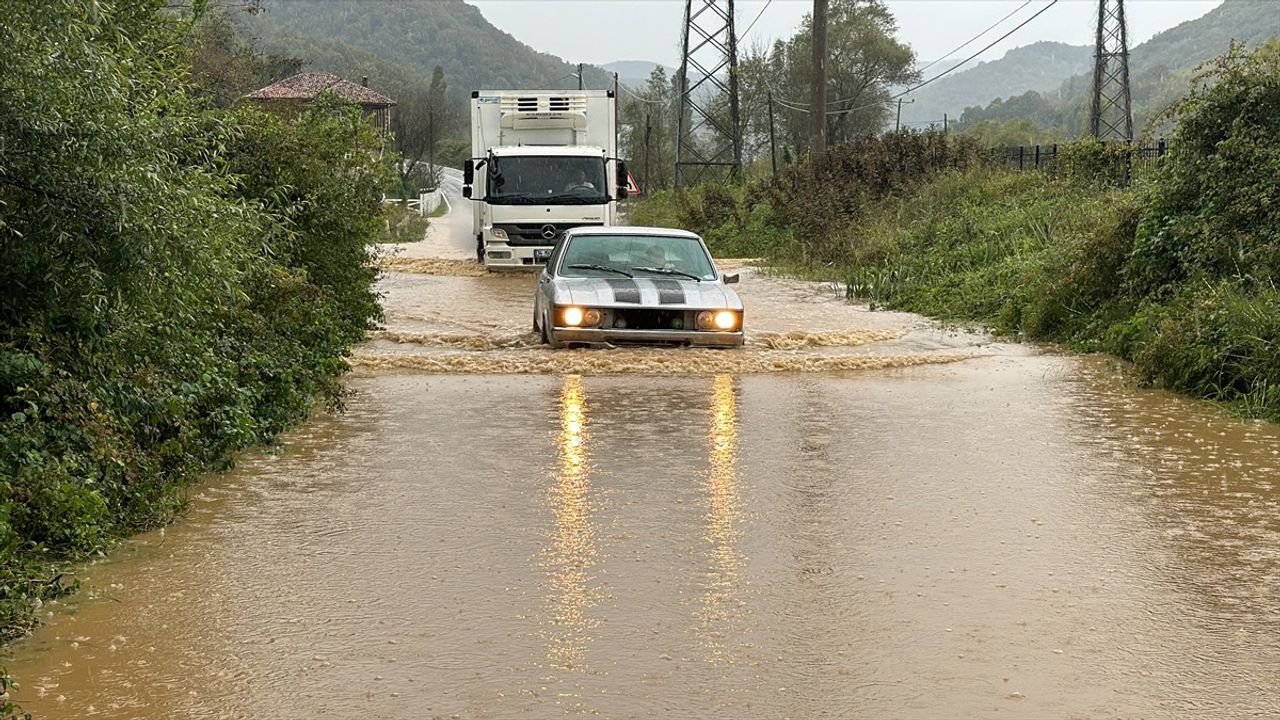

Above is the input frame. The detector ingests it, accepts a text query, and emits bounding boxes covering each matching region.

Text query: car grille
[608,308,690,331]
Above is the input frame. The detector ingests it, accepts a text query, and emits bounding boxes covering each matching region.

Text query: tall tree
[619,67,681,193]
[189,8,301,108]
[390,65,459,194]
[776,0,917,154]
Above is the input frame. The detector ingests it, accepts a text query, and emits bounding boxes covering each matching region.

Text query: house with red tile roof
[245,73,395,135]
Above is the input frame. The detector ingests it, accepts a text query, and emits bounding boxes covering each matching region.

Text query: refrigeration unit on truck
[463,90,628,269]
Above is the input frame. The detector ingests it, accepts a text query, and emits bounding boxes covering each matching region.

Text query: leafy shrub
[1128,40,1280,297]
[382,202,432,243]
[630,131,983,263]
[0,1,391,704]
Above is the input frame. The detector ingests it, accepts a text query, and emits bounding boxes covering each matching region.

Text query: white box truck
[463,90,627,269]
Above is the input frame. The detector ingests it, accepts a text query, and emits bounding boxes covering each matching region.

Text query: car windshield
[559,234,717,281]
[487,156,608,205]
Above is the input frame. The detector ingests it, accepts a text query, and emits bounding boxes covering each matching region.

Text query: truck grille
[493,222,602,246]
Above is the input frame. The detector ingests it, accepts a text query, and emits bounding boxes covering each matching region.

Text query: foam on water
[351,346,985,375]
[379,257,490,276]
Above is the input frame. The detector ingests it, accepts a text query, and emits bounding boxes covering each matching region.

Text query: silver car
[533,227,745,348]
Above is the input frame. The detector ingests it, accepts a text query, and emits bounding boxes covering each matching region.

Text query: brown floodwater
[5,253,1280,719]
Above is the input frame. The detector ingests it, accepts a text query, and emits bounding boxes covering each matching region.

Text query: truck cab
[464,91,626,269]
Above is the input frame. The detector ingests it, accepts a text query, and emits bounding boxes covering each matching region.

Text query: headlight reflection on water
[698,374,748,664]
[541,374,600,671]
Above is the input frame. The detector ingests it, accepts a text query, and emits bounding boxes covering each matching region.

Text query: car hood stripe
[605,278,642,304]
[646,278,686,305]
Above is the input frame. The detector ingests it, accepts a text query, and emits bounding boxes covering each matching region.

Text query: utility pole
[943,112,948,136]
[674,0,742,190]
[809,0,828,164]
[427,109,436,185]
[767,89,778,175]
[894,97,914,133]
[1089,0,1133,143]
[644,111,652,190]
[577,63,585,91]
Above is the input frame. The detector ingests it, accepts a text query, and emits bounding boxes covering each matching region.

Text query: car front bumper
[551,327,745,348]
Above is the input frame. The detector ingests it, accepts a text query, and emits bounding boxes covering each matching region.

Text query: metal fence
[986,140,1171,176]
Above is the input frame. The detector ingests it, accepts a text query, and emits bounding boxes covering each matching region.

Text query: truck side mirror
[463,159,474,185]
[616,160,629,200]
[462,186,472,199]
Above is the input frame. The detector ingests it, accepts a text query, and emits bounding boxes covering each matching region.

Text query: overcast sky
[469,0,1223,69]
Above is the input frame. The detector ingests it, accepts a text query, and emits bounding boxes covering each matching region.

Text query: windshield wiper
[632,266,702,282]
[568,264,633,278]
[542,193,606,203]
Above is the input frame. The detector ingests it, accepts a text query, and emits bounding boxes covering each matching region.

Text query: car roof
[563,226,703,240]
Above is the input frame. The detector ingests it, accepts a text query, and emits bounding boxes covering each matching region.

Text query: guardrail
[382,190,441,216]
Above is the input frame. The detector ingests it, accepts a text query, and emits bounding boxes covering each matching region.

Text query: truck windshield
[487,156,608,205]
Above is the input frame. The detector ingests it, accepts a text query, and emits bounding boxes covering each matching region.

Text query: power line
[915,0,1034,75]
[774,0,1061,116]
[740,0,774,39]
[898,0,1061,97]
[620,83,666,105]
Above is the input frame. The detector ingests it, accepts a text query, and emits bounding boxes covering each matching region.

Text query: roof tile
[245,73,395,106]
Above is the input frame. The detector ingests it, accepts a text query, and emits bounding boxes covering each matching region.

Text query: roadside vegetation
[381,201,436,244]
[634,40,1280,423]
[0,2,392,712]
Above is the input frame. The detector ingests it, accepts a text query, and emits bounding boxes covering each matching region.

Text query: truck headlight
[491,228,508,240]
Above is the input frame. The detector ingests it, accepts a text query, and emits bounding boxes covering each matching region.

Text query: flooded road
[5,192,1280,719]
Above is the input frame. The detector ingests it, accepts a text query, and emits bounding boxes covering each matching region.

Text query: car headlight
[559,306,601,328]
[696,310,740,331]
[491,228,508,240]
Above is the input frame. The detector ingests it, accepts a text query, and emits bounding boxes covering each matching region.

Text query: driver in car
[564,168,597,193]
[638,244,669,268]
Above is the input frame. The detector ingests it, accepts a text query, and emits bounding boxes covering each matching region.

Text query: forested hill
[239,0,614,96]
[1128,0,1280,74]
[897,42,1092,127]
[903,0,1279,133]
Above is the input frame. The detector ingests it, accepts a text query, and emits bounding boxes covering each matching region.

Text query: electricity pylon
[1089,0,1133,143]
[674,0,742,190]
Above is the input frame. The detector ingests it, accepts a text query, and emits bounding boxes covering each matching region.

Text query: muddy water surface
[5,257,1280,719]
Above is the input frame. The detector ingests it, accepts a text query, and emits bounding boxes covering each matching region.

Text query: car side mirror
[723,272,739,284]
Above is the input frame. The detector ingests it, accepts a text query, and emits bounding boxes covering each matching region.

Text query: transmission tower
[1089,0,1133,143]
[674,0,742,190]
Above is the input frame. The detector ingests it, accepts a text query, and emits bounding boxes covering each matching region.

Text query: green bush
[382,202,432,243]
[0,2,392,705]
[630,131,984,263]
[1128,41,1280,297]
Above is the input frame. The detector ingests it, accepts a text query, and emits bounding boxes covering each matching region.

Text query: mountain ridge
[900,0,1278,132]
